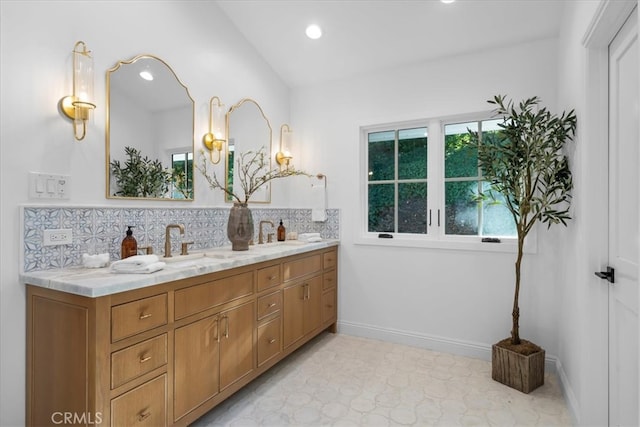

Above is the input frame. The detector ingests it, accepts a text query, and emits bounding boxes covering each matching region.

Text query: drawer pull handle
[269,275,277,281]
[269,338,276,344]
[138,411,151,422]
[139,354,152,363]
[267,303,277,308]
[139,313,152,320]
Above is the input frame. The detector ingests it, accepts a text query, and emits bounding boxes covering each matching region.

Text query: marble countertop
[20,240,339,298]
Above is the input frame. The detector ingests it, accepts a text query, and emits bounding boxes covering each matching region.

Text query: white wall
[0,2,291,425]
[290,38,563,359]
[555,1,639,425]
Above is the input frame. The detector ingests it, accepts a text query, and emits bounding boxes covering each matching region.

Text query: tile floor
[192,332,572,426]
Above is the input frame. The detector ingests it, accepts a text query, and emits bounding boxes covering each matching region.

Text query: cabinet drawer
[323,251,337,270]
[175,271,254,320]
[283,254,321,282]
[322,288,337,324]
[257,291,282,320]
[112,294,167,342]
[257,264,280,292]
[257,316,281,366]
[322,270,337,291]
[111,374,166,426]
[111,334,167,389]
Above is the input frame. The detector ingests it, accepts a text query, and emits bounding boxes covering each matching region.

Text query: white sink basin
[161,252,205,263]
[204,250,254,259]
[253,240,309,249]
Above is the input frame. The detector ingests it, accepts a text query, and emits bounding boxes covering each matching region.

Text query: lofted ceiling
[216,0,566,89]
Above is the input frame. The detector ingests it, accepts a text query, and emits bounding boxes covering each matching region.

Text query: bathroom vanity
[22,241,338,426]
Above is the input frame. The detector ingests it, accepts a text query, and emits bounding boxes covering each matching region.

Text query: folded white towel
[298,233,322,242]
[111,261,166,274]
[110,255,163,274]
[82,253,110,268]
[311,184,327,222]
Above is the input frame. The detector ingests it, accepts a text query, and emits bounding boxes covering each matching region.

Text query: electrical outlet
[43,229,73,246]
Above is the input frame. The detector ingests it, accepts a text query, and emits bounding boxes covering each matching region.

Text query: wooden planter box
[492,343,545,393]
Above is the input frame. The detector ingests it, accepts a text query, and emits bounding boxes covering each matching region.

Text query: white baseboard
[338,320,565,375]
[553,357,580,426]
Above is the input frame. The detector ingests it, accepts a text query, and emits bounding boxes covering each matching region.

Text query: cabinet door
[283,275,323,349]
[219,301,255,390]
[283,283,305,348]
[174,316,219,421]
[303,275,323,336]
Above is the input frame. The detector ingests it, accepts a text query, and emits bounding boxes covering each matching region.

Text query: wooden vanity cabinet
[282,249,338,350]
[173,299,254,422]
[26,246,337,427]
[283,275,322,348]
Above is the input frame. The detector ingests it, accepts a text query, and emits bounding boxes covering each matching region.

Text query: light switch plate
[29,172,70,199]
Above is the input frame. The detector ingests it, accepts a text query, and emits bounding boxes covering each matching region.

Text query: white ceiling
[216,0,565,88]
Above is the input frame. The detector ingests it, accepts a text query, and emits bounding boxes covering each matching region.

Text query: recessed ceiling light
[305,24,322,40]
[441,0,455,3]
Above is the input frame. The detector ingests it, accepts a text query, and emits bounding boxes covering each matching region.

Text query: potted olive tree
[469,95,577,393]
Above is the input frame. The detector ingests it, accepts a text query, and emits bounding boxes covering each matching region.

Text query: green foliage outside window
[368,129,427,233]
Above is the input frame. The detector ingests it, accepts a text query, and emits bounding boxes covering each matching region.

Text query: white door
[605,7,639,426]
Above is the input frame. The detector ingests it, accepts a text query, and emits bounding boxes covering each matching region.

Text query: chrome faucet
[258,220,274,244]
[164,224,185,257]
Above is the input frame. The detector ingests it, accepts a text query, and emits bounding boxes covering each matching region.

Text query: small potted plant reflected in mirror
[110,146,172,198]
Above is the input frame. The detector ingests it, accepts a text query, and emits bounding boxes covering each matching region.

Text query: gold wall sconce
[276,124,294,169]
[59,41,96,141]
[202,96,226,164]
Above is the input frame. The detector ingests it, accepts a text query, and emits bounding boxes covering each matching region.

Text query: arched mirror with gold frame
[106,55,195,200]
[225,98,273,203]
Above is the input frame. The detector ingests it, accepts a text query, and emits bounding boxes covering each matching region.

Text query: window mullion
[394,130,399,233]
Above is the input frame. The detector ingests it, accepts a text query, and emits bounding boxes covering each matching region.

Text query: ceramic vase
[227,203,254,251]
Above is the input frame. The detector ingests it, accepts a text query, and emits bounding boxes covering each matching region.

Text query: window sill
[354,234,536,254]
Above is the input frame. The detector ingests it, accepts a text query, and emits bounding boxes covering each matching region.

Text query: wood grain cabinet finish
[26,246,337,427]
[283,276,322,349]
[111,294,168,342]
[111,374,167,426]
[257,291,282,320]
[111,333,167,389]
[257,316,281,367]
[174,315,220,420]
[257,264,281,292]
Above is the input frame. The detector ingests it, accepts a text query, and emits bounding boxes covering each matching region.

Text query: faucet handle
[181,241,194,256]
[138,245,153,255]
[267,233,274,243]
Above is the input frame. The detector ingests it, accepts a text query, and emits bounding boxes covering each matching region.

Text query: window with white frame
[363,116,516,243]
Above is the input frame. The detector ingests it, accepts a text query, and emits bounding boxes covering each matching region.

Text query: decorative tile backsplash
[22,206,340,272]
